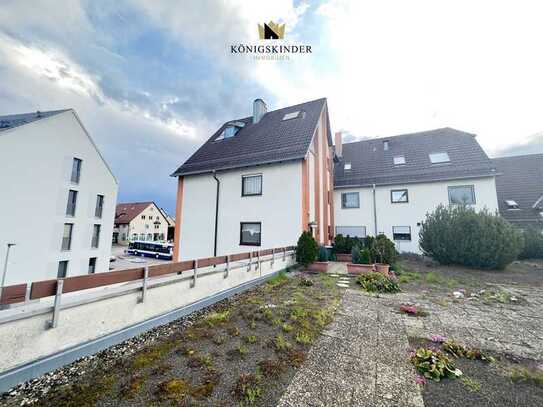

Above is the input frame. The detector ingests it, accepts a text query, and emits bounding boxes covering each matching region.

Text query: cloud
[493,132,543,158]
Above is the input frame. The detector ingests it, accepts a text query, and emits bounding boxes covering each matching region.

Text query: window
[71,158,82,183]
[58,261,68,278]
[393,156,406,165]
[383,141,389,151]
[132,233,138,240]
[341,192,359,208]
[121,233,126,241]
[145,224,149,229]
[141,215,146,220]
[215,125,239,141]
[335,226,366,238]
[66,190,78,216]
[392,226,411,241]
[95,195,104,218]
[429,152,450,164]
[91,224,101,248]
[505,200,520,210]
[391,189,409,203]
[240,222,261,246]
[448,185,475,205]
[242,175,262,196]
[88,257,97,274]
[139,233,145,241]
[62,223,73,250]
[147,233,152,241]
[344,162,352,171]
[282,111,300,120]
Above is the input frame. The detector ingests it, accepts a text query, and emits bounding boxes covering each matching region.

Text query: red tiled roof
[115,202,153,224]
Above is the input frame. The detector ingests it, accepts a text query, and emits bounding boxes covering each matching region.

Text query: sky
[1,0,543,215]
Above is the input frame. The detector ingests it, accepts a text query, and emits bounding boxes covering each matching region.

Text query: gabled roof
[334,128,497,188]
[115,202,153,224]
[492,153,543,228]
[171,98,329,176]
[0,109,70,132]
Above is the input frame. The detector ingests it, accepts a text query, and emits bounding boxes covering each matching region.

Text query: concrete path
[278,288,424,407]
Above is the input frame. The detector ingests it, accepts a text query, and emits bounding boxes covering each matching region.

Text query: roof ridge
[492,152,543,160]
[341,127,475,146]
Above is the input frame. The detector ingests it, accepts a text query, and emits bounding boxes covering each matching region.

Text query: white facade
[114,203,170,245]
[334,177,499,253]
[0,111,118,285]
[178,161,302,260]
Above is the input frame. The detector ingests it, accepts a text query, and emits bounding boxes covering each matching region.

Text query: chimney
[334,132,343,157]
[253,98,267,124]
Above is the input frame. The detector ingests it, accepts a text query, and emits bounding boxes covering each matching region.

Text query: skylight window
[393,155,406,165]
[505,200,520,210]
[344,162,352,171]
[282,111,300,121]
[429,152,450,164]
[383,141,389,151]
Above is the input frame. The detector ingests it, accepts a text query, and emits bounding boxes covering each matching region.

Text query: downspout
[212,171,220,257]
[372,183,378,236]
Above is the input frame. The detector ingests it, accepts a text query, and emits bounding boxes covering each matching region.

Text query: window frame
[88,257,97,274]
[429,152,450,164]
[61,223,73,251]
[95,194,104,218]
[335,226,366,238]
[392,226,412,241]
[393,155,406,166]
[448,185,476,205]
[241,174,263,197]
[91,224,101,248]
[66,189,78,216]
[71,158,82,184]
[341,192,360,209]
[390,189,409,204]
[239,222,262,246]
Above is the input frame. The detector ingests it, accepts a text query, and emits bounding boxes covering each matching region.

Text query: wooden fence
[0,246,296,305]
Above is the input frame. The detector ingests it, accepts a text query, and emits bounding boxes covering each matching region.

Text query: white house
[0,109,118,285]
[113,201,171,245]
[333,128,499,253]
[171,98,334,261]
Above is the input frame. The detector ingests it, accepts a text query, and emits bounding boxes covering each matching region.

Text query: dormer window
[393,155,406,165]
[282,111,300,121]
[215,123,244,141]
[505,200,520,210]
[344,162,352,171]
[429,152,450,164]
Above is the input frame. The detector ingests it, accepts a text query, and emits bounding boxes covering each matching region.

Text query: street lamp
[1,243,16,302]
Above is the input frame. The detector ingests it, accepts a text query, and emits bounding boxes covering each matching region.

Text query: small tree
[296,231,318,267]
[419,205,524,270]
[519,228,543,259]
[371,234,398,265]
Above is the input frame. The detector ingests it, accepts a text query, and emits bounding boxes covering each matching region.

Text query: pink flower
[415,375,427,386]
[430,334,447,343]
[400,304,418,314]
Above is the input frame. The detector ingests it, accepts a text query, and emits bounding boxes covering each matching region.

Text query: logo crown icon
[258,21,285,40]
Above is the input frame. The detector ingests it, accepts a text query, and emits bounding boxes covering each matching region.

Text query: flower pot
[336,253,352,263]
[347,263,375,275]
[375,263,390,276]
[306,261,329,273]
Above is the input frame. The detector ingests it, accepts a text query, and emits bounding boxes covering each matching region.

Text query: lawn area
[10,271,341,407]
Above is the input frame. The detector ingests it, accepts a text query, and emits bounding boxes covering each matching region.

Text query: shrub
[333,234,364,254]
[351,244,362,264]
[519,228,543,259]
[317,245,329,262]
[296,231,318,266]
[370,234,398,265]
[410,348,462,382]
[419,205,524,270]
[356,272,400,293]
[352,247,371,264]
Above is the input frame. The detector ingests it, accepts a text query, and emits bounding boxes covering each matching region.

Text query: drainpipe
[372,184,378,236]
[212,171,220,257]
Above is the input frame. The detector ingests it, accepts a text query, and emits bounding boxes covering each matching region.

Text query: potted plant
[347,247,375,274]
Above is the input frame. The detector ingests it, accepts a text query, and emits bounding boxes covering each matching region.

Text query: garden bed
[409,337,543,407]
[2,272,341,406]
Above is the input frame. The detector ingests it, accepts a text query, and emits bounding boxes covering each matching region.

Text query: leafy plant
[282,323,293,333]
[461,376,482,392]
[204,310,230,327]
[295,331,313,345]
[419,204,524,269]
[273,334,292,351]
[296,231,319,266]
[233,373,262,404]
[244,335,258,344]
[442,340,495,362]
[356,272,401,293]
[410,348,462,381]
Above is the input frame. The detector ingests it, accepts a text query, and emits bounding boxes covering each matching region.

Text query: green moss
[244,335,258,344]
[273,334,292,352]
[44,374,116,407]
[156,378,190,401]
[204,310,230,326]
[120,375,145,399]
[282,323,293,333]
[295,331,313,345]
[460,376,482,392]
[132,341,174,370]
[510,366,543,386]
[187,352,213,368]
[267,271,288,287]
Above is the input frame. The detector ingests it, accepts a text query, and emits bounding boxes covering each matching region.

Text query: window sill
[239,243,261,247]
[241,194,263,197]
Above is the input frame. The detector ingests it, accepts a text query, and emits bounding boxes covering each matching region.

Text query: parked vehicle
[127,241,173,260]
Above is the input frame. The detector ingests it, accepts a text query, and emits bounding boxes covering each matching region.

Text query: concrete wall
[334,176,499,253]
[178,161,302,260]
[0,254,295,373]
[0,111,118,284]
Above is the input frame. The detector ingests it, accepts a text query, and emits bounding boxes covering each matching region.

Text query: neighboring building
[333,128,499,253]
[492,153,543,230]
[0,109,118,284]
[171,98,334,261]
[113,202,170,245]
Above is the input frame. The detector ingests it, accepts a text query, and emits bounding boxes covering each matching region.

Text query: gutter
[372,183,378,235]
[212,172,220,257]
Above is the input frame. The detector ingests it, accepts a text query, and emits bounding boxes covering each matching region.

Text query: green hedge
[419,205,524,270]
[519,228,543,259]
[296,231,318,266]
